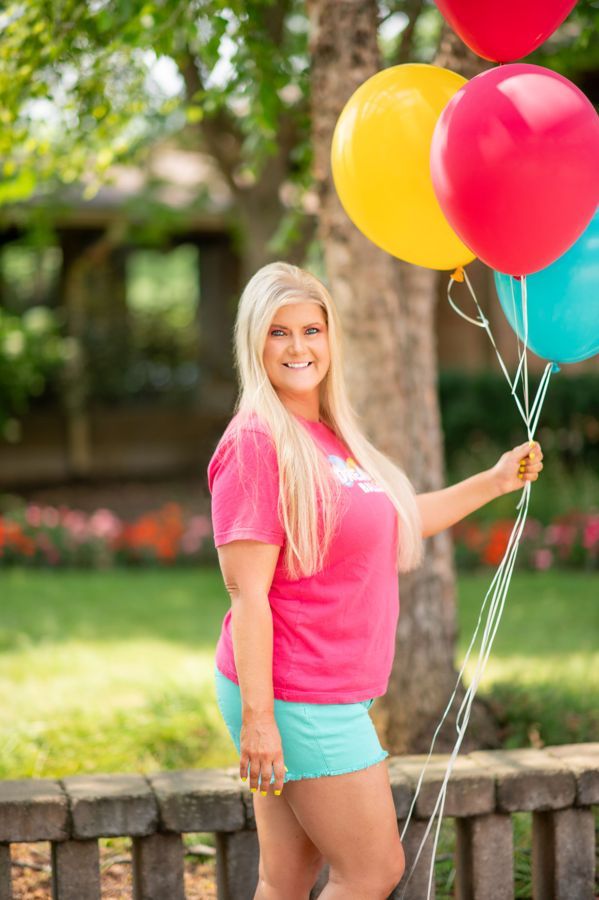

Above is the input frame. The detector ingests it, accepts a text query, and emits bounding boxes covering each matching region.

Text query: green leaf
[185,105,204,123]
[0,170,37,204]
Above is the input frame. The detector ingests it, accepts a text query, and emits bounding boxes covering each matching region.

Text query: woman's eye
[270,328,320,336]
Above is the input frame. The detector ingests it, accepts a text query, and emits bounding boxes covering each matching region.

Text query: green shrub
[0,306,68,442]
[439,369,599,470]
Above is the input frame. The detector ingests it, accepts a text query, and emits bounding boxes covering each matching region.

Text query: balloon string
[452,269,554,443]
[398,483,527,839]
[449,270,529,429]
[509,276,527,414]
[397,483,531,846]
[521,276,532,439]
[397,484,531,899]
[446,273,489,328]
[397,273,555,897]
[529,362,553,437]
[429,486,530,899]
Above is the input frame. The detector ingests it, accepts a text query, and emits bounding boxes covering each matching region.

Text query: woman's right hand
[240,713,286,796]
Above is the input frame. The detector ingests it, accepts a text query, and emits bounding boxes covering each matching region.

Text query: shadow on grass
[0,566,230,651]
[480,681,599,747]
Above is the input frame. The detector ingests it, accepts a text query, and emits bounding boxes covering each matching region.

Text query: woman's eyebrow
[270,321,325,328]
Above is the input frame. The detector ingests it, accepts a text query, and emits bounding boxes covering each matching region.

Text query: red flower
[482,521,513,566]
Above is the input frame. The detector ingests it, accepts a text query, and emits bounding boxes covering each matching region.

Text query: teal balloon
[494,208,599,364]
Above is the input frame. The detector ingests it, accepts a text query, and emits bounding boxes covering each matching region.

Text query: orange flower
[155,536,177,560]
[482,521,513,566]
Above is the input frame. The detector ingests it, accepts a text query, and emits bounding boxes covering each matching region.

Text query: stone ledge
[0,744,595,845]
[148,769,245,833]
[469,748,576,812]
[388,754,495,817]
[545,743,599,806]
[0,779,69,842]
[61,773,158,839]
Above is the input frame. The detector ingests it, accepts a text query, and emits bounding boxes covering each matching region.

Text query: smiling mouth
[283,362,313,368]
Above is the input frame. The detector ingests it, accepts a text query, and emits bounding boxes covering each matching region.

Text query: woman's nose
[290,333,306,352]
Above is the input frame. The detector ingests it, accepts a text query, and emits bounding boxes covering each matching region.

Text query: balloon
[331,64,475,271]
[494,207,599,364]
[434,0,577,63]
[430,64,599,276]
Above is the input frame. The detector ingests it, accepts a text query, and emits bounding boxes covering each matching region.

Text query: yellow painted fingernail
[260,790,267,796]
[274,790,282,796]
[518,474,523,479]
[250,787,257,793]
[530,452,535,459]
[241,776,247,782]
[284,766,289,772]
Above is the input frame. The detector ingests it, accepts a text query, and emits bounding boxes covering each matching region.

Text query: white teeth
[285,362,311,368]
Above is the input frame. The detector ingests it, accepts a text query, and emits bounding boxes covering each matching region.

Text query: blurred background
[0,2,597,895]
[0,2,597,539]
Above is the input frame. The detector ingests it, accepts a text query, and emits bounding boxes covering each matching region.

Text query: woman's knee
[253,787,324,897]
[387,844,406,890]
[329,841,405,897]
[258,847,324,897]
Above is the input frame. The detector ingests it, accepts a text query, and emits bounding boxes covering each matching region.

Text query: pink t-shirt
[207,411,400,703]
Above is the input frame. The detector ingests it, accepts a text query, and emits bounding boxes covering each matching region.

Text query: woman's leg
[283,759,405,900]
[252,790,325,900]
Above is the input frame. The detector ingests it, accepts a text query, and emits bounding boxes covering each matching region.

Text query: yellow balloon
[331,64,476,270]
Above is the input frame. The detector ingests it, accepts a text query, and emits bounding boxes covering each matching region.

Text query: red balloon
[434,0,577,63]
[430,65,599,276]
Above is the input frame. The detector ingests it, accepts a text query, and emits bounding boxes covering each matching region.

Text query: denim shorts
[214,665,389,785]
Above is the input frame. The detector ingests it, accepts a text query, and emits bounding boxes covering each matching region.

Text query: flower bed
[0,502,213,568]
[452,511,599,571]
[0,501,596,570]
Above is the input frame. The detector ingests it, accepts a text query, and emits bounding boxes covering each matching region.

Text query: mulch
[8,840,217,899]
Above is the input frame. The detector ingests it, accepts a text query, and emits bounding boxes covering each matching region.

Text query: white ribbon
[398,270,555,898]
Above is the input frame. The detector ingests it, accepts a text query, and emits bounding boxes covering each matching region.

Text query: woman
[208,261,542,899]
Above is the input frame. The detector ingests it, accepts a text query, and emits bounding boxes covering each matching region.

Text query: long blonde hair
[228,261,423,579]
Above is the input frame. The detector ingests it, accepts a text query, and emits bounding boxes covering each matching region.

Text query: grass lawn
[457,572,599,748]
[0,567,597,779]
[1,566,597,897]
[0,567,231,778]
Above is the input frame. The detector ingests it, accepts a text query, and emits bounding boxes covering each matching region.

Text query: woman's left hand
[490,440,544,496]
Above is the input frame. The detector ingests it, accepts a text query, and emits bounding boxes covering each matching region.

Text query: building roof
[3,136,235,234]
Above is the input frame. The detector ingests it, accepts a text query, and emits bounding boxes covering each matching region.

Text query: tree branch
[177,51,244,194]
[396,0,425,64]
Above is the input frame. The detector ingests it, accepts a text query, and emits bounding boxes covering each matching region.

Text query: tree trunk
[235,183,316,287]
[307,0,499,752]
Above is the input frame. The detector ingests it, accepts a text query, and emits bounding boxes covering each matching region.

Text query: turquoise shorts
[214,665,389,784]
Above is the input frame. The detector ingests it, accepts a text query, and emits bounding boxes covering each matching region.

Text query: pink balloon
[430,65,599,276]
[434,0,577,63]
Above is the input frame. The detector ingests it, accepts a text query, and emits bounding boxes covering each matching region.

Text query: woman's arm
[216,539,286,795]
[231,587,276,716]
[217,540,280,716]
[417,440,544,538]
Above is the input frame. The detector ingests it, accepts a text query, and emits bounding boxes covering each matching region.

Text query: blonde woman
[208,262,542,899]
